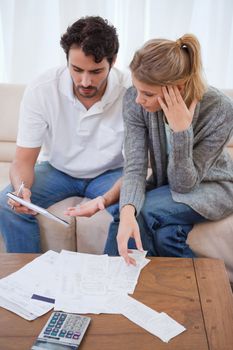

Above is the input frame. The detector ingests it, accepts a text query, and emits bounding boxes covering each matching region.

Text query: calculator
[31,311,91,350]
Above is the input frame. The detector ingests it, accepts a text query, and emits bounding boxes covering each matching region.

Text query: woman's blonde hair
[130,34,207,106]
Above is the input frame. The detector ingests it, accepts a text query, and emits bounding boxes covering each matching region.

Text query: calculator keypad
[40,311,90,345]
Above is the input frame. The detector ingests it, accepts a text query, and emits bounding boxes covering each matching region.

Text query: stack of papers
[0,251,59,320]
[54,249,149,314]
[0,250,186,342]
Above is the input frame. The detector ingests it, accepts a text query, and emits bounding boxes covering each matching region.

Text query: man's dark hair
[60,16,119,65]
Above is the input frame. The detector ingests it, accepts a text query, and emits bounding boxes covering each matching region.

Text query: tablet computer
[7,192,69,227]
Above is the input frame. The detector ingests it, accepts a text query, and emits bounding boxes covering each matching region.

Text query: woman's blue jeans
[0,162,122,253]
[104,185,206,258]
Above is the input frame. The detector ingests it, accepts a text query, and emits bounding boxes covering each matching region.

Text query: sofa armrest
[37,197,82,252]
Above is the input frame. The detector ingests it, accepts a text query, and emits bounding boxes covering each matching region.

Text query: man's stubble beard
[74,70,110,100]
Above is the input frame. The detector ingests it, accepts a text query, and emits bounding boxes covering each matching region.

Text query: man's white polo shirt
[17,66,130,178]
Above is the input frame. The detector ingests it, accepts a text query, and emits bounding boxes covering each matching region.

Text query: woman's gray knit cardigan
[120,86,233,220]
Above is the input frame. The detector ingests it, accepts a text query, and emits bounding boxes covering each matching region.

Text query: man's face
[68,47,112,101]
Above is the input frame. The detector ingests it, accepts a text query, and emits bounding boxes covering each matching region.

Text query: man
[0,16,130,252]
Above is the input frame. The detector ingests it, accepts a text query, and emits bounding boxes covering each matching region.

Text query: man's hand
[8,187,37,215]
[158,86,197,132]
[117,205,143,265]
[64,196,106,217]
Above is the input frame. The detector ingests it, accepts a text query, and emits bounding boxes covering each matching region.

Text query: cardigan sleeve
[167,89,233,193]
[119,87,148,214]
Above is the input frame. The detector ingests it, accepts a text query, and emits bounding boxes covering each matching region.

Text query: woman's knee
[140,203,160,231]
[154,224,194,257]
[140,187,172,227]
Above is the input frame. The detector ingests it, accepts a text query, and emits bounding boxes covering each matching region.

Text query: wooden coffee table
[0,254,232,350]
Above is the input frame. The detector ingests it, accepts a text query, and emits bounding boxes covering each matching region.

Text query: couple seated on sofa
[1,16,233,265]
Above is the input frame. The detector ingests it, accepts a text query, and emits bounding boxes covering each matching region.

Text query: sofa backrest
[0,83,25,162]
[0,84,232,162]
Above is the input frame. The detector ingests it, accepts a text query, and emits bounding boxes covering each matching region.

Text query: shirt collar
[59,66,75,102]
[100,68,122,107]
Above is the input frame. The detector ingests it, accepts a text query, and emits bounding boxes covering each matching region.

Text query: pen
[17,181,25,196]
[11,181,25,210]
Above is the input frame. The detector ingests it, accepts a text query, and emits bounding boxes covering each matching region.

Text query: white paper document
[107,294,186,343]
[54,250,112,314]
[7,192,69,227]
[108,254,150,294]
[0,251,59,320]
[54,250,149,314]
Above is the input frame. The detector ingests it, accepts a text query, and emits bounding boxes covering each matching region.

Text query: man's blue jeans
[104,185,206,258]
[0,162,122,253]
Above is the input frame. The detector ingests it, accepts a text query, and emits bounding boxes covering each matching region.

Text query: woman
[66,34,233,265]
[103,33,233,264]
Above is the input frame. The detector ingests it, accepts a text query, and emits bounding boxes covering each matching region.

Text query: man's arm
[65,178,122,217]
[102,177,122,207]
[8,146,41,214]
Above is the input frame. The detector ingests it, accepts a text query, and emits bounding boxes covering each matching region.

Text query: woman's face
[132,76,163,112]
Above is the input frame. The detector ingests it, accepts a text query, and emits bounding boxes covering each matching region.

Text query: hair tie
[176,38,187,50]
[176,38,183,48]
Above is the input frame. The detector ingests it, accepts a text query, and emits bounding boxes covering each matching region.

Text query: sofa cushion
[187,215,233,282]
[0,236,5,252]
[0,84,25,142]
[37,197,81,252]
[0,162,11,191]
[0,142,16,162]
[76,198,112,254]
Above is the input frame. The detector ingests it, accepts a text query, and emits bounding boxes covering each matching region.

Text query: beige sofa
[1,83,233,283]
